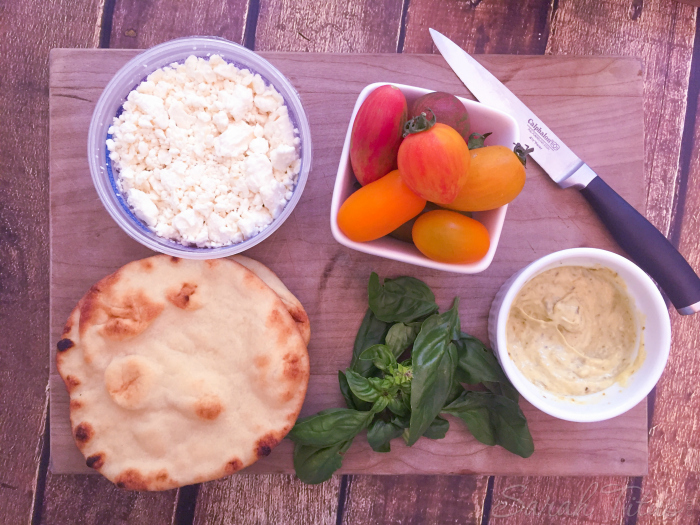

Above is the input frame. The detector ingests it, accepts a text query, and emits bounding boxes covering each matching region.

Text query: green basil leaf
[338,371,357,410]
[385,322,422,357]
[484,381,519,403]
[292,440,352,484]
[442,392,534,457]
[338,371,373,411]
[488,395,534,458]
[407,300,461,445]
[454,333,508,385]
[442,392,496,446]
[367,419,404,453]
[387,394,410,417]
[359,344,397,372]
[445,380,465,406]
[423,416,449,440]
[368,273,439,323]
[351,308,390,377]
[288,408,373,447]
[344,370,382,402]
[371,395,390,413]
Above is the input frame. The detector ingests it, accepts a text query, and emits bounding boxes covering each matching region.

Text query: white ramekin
[488,248,671,422]
[330,82,518,274]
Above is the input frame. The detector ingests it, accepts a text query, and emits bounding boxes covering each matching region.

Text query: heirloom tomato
[410,92,470,141]
[412,210,490,264]
[443,140,529,212]
[337,170,426,243]
[397,113,470,204]
[350,85,407,186]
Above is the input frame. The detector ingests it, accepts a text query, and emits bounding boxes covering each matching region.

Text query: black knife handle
[579,175,700,314]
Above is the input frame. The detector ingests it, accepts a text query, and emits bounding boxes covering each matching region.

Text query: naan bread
[230,255,310,345]
[56,256,309,490]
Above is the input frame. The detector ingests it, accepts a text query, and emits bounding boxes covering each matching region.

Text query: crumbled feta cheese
[128,188,159,227]
[108,55,300,248]
[270,144,298,172]
[214,121,253,158]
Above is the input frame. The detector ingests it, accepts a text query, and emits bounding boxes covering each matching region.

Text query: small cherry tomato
[412,210,490,264]
[443,143,527,212]
[338,170,426,242]
[398,115,470,204]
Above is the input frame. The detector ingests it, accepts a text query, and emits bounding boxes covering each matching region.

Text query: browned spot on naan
[115,469,149,491]
[65,375,80,392]
[75,422,93,444]
[224,458,243,474]
[56,338,74,352]
[283,352,304,381]
[166,283,198,310]
[86,453,104,469]
[255,433,279,458]
[194,394,223,420]
[254,355,270,369]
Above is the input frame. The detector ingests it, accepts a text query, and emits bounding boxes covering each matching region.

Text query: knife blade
[430,28,700,315]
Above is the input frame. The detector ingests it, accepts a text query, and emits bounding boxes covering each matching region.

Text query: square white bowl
[330,82,519,273]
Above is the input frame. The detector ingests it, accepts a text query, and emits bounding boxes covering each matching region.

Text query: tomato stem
[403,109,436,137]
[467,132,492,149]
[513,143,535,166]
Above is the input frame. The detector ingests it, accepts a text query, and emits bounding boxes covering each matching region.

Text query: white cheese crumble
[107,54,301,248]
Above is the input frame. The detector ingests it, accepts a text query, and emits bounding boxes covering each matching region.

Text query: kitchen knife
[430,28,700,315]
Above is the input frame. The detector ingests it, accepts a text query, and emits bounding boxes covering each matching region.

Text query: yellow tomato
[412,210,490,264]
[442,145,526,212]
[338,170,426,242]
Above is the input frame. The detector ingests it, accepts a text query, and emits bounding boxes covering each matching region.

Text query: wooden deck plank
[39,475,176,525]
[193,475,340,525]
[489,1,698,523]
[402,0,552,54]
[109,0,252,48]
[341,476,489,525]
[254,0,404,52]
[0,0,108,523]
[637,37,700,523]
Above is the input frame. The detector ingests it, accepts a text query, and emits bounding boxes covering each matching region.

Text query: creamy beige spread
[506,265,643,396]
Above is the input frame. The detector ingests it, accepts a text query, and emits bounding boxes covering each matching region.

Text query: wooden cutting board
[49,49,648,477]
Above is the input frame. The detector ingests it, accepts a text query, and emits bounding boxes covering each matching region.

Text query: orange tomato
[397,122,470,204]
[442,145,526,212]
[412,210,490,264]
[338,170,427,242]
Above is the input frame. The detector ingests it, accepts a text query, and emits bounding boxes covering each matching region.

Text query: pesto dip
[506,265,643,396]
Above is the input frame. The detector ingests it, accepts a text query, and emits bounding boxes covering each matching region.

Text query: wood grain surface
[255,0,405,52]
[0,1,106,524]
[402,0,552,54]
[109,0,252,48]
[49,50,647,480]
[193,475,341,525]
[340,476,489,524]
[637,36,700,524]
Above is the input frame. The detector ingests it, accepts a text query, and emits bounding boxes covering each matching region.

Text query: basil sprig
[288,273,534,484]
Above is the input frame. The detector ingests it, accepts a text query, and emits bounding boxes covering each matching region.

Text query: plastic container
[88,37,312,259]
[488,248,671,422]
[330,82,518,274]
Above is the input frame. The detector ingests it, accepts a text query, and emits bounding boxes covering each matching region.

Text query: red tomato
[397,121,470,204]
[412,210,490,264]
[338,170,426,242]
